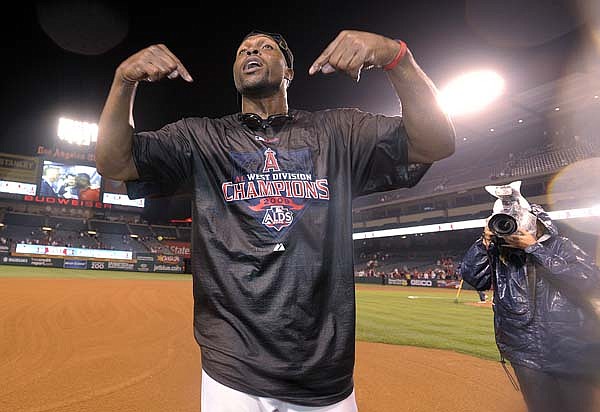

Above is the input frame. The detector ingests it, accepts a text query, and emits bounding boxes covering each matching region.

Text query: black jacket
[461,207,600,378]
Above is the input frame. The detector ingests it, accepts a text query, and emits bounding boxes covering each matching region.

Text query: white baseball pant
[201,369,358,412]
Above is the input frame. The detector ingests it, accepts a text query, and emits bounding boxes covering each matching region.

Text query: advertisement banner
[135,262,152,272]
[30,257,63,268]
[387,278,409,286]
[0,255,30,265]
[0,153,39,183]
[162,241,191,258]
[22,195,111,209]
[16,243,132,260]
[155,254,181,265]
[153,263,184,273]
[354,276,386,285]
[63,259,87,269]
[135,254,155,262]
[88,261,107,270]
[0,180,37,196]
[409,279,438,288]
[107,261,135,271]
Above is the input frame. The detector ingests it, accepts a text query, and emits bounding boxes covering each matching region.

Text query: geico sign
[156,255,180,264]
[410,279,433,287]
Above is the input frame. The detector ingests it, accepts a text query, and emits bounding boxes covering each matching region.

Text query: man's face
[76,175,90,189]
[233,35,293,97]
[45,168,59,182]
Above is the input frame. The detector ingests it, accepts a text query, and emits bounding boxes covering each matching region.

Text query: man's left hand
[502,229,538,250]
[309,30,401,81]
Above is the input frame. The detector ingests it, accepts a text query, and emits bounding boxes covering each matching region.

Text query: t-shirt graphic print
[221,147,329,236]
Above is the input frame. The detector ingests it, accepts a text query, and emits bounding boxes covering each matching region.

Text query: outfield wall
[356,276,472,289]
[0,252,184,273]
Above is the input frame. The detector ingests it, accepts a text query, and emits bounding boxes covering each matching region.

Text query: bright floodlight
[438,70,505,116]
[57,117,98,146]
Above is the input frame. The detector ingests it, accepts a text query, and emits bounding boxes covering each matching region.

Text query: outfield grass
[0,266,498,360]
[356,285,499,360]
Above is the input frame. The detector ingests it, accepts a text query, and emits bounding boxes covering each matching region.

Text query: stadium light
[87,230,97,235]
[130,234,139,239]
[438,70,505,116]
[57,117,98,146]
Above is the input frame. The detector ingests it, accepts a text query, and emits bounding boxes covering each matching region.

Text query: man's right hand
[97,44,192,182]
[116,44,193,84]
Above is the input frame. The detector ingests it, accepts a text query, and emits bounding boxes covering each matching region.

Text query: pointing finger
[156,44,193,82]
[309,32,344,75]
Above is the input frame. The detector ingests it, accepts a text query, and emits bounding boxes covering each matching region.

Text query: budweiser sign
[23,195,111,209]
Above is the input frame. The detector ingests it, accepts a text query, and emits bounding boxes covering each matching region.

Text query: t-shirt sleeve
[125,119,194,199]
[330,108,431,197]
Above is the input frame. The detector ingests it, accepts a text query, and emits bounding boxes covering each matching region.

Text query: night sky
[2,1,596,220]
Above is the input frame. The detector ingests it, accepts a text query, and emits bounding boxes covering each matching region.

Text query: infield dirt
[0,278,525,411]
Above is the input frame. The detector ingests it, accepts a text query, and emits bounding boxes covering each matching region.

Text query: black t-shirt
[127,108,430,406]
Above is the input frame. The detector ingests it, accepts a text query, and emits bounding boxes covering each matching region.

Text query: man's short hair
[243,30,294,69]
[44,167,60,176]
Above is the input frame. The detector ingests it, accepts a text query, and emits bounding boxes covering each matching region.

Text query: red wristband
[383,40,407,71]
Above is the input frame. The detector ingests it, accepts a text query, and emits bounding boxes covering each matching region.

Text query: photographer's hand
[482,226,494,250]
[503,229,538,249]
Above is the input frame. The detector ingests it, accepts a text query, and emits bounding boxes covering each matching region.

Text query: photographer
[461,203,600,412]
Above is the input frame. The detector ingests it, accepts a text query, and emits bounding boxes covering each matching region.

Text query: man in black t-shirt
[96,29,455,411]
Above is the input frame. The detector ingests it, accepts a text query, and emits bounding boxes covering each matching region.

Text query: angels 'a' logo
[262,205,293,231]
[262,148,281,172]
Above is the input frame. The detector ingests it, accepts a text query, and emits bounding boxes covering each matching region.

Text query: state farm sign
[163,241,191,258]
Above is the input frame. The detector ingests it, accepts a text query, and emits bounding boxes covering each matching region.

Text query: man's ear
[284,68,294,83]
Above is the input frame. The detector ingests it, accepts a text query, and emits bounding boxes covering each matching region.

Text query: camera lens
[489,213,518,236]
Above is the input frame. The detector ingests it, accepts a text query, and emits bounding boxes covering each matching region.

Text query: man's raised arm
[96,44,193,181]
[309,30,455,163]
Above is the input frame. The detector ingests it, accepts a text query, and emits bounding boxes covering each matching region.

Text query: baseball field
[0,266,526,411]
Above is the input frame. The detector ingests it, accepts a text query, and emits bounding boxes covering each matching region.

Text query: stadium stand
[177,226,191,242]
[138,236,174,254]
[47,216,87,232]
[129,223,154,237]
[152,225,178,239]
[0,211,181,254]
[3,212,45,228]
[0,77,597,275]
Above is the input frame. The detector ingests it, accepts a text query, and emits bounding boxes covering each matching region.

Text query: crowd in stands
[355,133,599,209]
[490,135,599,180]
[136,235,173,254]
[354,252,461,281]
[0,209,188,256]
